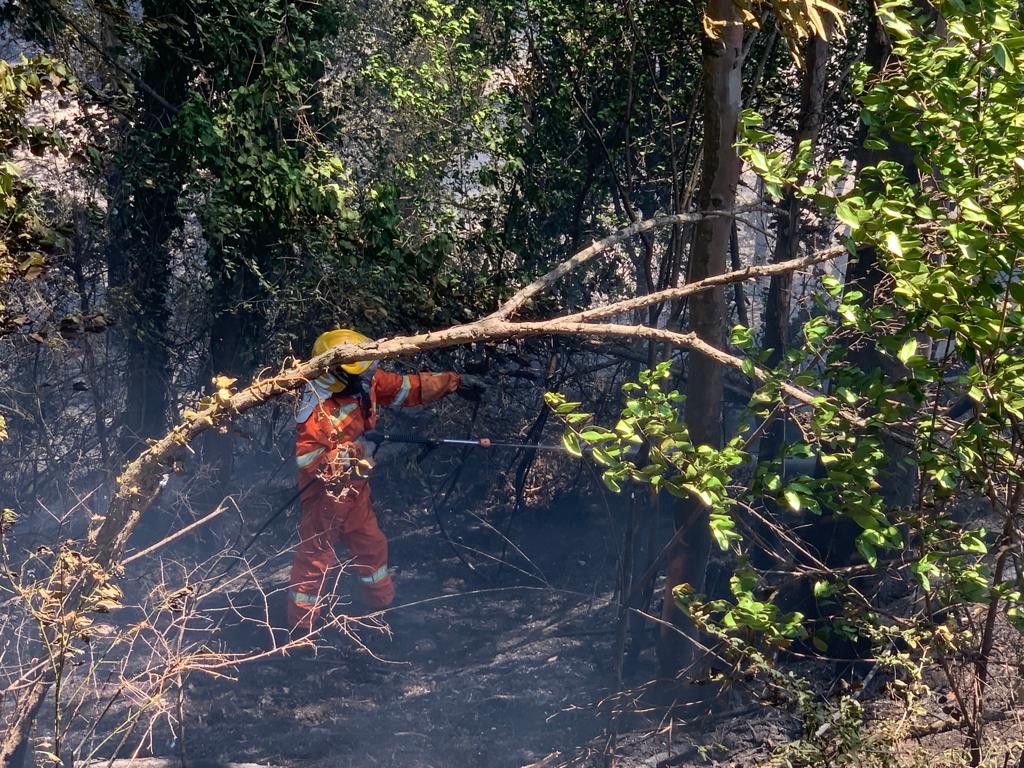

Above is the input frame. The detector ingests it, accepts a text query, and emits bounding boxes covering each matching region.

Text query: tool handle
[363,430,438,446]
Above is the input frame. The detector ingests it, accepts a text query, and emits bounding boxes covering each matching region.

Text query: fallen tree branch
[908,709,1010,739]
[121,500,231,565]
[94,310,909,569]
[90,234,849,566]
[2,212,842,767]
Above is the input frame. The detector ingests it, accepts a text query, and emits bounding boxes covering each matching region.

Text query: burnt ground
[47,439,1024,768]
[172,450,629,768]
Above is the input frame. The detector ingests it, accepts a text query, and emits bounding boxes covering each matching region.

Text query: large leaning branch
[566,246,845,323]
[88,243,865,567]
[1,214,840,767]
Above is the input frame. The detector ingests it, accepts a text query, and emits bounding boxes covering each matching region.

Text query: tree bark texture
[658,0,744,678]
[109,2,192,458]
[763,31,830,368]
[199,245,269,495]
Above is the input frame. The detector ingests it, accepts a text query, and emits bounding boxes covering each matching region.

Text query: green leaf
[554,401,582,414]
[910,558,937,591]
[835,201,857,229]
[897,338,917,364]
[884,231,903,256]
[856,535,878,567]
[961,529,988,554]
[993,41,1014,72]
[1008,607,1024,634]
[561,431,583,458]
[783,490,802,512]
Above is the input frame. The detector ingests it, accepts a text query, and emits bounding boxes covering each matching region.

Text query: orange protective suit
[288,369,461,630]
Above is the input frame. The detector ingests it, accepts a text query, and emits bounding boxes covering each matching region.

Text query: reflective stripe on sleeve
[329,401,359,428]
[359,564,390,585]
[289,589,319,606]
[296,447,325,469]
[391,376,413,407]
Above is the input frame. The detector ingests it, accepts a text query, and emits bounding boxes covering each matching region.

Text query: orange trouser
[287,480,394,630]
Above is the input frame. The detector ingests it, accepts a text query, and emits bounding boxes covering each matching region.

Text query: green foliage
[729,0,1024,648]
[165,0,353,258]
[98,0,497,356]
[547,362,747,550]
[548,1,1024,740]
[365,0,499,182]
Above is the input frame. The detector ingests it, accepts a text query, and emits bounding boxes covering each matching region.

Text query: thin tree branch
[564,245,843,323]
[488,210,769,321]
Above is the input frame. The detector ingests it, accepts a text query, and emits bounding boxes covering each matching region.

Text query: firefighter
[288,328,484,632]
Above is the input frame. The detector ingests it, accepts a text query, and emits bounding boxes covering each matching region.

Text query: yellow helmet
[312,328,374,376]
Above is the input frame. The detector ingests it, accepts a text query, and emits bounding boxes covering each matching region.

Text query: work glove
[456,374,487,401]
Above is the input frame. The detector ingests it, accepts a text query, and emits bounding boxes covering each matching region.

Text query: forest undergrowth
[4,0,1024,766]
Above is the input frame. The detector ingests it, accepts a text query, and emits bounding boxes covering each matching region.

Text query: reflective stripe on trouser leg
[287,589,321,631]
[289,589,320,605]
[287,489,343,630]
[337,488,393,609]
[359,564,389,585]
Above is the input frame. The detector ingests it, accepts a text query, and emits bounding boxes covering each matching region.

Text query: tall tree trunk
[762,32,830,366]
[108,1,191,458]
[759,28,831,462]
[112,206,175,457]
[657,0,744,678]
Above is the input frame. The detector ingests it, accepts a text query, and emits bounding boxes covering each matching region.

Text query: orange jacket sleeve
[373,370,461,408]
[295,406,333,475]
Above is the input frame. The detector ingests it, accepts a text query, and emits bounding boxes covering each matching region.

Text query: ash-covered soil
[177,453,625,768]
[76,444,1024,768]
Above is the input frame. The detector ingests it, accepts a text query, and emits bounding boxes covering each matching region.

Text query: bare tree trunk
[729,219,748,327]
[759,29,831,462]
[108,1,191,458]
[197,245,268,496]
[657,0,744,678]
[762,32,830,366]
[0,668,54,765]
